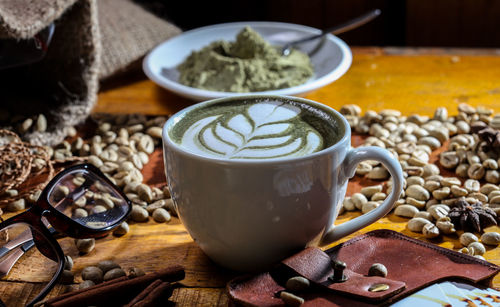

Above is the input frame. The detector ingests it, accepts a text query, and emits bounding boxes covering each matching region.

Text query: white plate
[143,21,352,101]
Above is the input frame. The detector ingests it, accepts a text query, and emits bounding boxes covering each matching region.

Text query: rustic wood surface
[1,47,500,306]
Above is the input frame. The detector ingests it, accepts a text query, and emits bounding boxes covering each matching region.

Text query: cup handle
[320,146,404,245]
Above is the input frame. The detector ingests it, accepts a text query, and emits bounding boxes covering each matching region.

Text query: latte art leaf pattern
[180,100,325,159]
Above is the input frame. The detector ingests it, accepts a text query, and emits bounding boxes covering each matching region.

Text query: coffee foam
[173,99,334,160]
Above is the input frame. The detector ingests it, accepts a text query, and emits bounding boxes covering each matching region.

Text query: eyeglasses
[0,164,131,307]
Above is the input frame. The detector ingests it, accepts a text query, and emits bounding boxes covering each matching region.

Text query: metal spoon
[281,9,381,56]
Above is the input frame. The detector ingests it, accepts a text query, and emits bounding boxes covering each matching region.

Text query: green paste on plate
[177,26,314,92]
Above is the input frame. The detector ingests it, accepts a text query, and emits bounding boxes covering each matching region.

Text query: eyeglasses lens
[47,169,128,229]
[0,223,60,306]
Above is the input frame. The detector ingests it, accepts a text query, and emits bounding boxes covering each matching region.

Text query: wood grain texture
[1,47,500,306]
[95,47,500,117]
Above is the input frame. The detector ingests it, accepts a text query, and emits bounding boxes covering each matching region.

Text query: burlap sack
[0,0,180,146]
[98,0,181,79]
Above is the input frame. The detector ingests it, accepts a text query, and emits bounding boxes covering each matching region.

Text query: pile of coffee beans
[339,103,500,253]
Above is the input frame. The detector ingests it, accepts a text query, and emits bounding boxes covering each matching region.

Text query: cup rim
[162,95,351,165]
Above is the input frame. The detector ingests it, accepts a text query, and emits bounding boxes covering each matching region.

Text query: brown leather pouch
[227,230,500,306]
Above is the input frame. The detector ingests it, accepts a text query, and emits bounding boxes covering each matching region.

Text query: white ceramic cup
[162,95,404,271]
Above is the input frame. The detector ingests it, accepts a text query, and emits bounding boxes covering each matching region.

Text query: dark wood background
[138,0,500,47]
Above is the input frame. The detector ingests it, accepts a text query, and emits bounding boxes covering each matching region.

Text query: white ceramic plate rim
[143,21,352,101]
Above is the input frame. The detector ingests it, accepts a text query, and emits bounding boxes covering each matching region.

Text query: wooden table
[2,47,500,306]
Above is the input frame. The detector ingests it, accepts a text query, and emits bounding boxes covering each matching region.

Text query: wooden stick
[131,282,173,307]
[123,279,163,307]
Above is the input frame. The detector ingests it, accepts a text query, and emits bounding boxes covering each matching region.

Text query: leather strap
[282,247,405,302]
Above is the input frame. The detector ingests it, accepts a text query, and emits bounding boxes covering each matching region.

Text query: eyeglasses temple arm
[0,230,32,258]
[0,240,34,278]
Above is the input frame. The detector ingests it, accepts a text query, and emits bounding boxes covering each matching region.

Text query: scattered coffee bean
[60,270,74,284]
[79,280,95,290]
[82,266,103,284]
[468,242,486,256]
[64,255,74,271]
[97,260,121,273]
[368,263,387,277]
[7,198,25,212]
[407,217,432,232]
[131,205,149,222]
[280,291,304,307]
[128,267,146,278]
[103,268,126,281]
[113,222,129,236]
[286,276,310,292]
[460,232,479,247]
[422,223,440,239]
[481,232,500,246]
[152,208,171,223]
[76,238,95,254]
[394,205,419,218]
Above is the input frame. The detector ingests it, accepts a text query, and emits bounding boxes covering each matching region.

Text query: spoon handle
[282,9,381,55]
